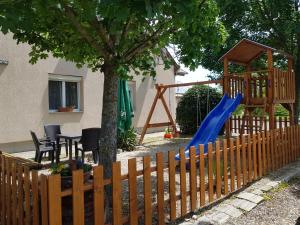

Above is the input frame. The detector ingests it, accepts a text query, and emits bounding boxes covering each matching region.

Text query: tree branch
[90,19,115,55]
[119,15,133,46]
[62,4,109,60]
[123,20,174,62]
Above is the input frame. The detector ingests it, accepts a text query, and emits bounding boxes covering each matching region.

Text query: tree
[176,85,222,134]
[0,0,225,178]
[198,0,300,122]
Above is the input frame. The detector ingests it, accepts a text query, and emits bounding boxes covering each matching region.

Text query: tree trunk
[98,62,119,179]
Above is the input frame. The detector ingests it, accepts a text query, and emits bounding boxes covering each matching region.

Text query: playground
[0,39,299,225]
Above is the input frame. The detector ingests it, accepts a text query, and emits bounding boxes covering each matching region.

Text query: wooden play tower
[221,39,295,135]
[139,39,295,144]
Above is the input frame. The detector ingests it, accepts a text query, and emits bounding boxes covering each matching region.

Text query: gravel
[224,177,300,225]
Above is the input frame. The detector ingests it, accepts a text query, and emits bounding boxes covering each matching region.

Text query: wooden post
[138,85,161,144]
[288,57,293,72]
[224,57,230,138]
[267,49,273,104]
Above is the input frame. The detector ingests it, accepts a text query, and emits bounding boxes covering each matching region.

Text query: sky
[175,65,210,83]
[175,65,217,93]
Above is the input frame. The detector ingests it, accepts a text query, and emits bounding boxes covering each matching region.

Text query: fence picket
[6,158,11,225]
[24,167,31,225]
[168,151,176,221]
[262,132,267,175]
[208,143,214,202]
[230,139,235,192]
[40,175,49,225]
[93,166,105,225]
[48,175,62,225]
[199,145,205,206]
[143,156,152,225]
[128,158,138,225]
[11,161,17,225]
[112,162,122,225]
[257,133,262,178]
[223,140,228,195]
[17,164,24,225]
[32,170,39,225]
[247,135,252,182]
[156,152,165,225]
[72,170,84,225]
[215,141,221,198]
[236,137,241,189]
[241,135,247,186]
[252,134,257,180]
[1,156,6,225]
[189,147,197,211]
[179,148,187,215]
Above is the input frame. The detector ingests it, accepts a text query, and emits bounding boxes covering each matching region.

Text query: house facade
[0,33,179,152]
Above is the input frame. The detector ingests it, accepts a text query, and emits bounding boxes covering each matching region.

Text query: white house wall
[0,33,176,151]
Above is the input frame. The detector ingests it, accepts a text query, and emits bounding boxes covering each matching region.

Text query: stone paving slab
[182,160,300,225]
[236,192,264,204]
[207,212,230,224]
[230,198,257,212]
[215,204,243,218]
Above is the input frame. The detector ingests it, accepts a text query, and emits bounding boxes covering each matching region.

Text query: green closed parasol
[117,79,134,133]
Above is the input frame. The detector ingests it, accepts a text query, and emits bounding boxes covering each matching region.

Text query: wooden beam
[138,86,162,144]
[161,80,221,89]
[267,49,273,104]
[148,122,172,128]
[224,57,230,138]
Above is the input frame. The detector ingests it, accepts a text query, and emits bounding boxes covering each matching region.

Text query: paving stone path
[179,159,300,225]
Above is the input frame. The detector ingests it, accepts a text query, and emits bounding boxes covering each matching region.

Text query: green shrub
[117,127,137,151]
[275,104,289,117]
[176,85,222,135]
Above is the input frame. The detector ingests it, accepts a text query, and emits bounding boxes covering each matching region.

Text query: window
[48,75,81,112]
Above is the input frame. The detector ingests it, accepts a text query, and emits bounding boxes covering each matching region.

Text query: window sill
[48,111,83,114]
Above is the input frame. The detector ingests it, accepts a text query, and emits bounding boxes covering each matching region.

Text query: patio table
[57,134,81,163]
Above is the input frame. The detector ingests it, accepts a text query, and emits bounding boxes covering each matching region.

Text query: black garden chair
[44,124,68,157]
[30,131,56,163]
[75,128,101,163]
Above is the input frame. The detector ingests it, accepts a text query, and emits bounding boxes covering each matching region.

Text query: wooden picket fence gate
[1,125,300,225]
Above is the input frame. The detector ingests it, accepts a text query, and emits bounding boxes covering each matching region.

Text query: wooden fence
[229,115,295,134]
[1,125,300,225]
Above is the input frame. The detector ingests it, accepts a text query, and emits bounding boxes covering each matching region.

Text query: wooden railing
[226,69,295,104]
[1,125,300,225]
[273,68,295,103]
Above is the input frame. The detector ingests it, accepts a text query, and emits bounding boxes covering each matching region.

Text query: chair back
[44,124,61,141]
[81,128,101,151]
[30,131,40,153]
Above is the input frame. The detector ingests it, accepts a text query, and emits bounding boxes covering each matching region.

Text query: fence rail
[1,125,300,225]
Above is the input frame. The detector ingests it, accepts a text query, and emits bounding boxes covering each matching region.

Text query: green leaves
[0,0,225,79]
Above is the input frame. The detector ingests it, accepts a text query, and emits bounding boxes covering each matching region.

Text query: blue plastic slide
[175,93,243,160]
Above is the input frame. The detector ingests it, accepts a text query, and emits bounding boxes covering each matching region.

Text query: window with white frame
[48,74,81,112]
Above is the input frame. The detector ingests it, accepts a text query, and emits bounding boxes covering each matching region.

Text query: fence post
[128,159,138,225]
[48,175,62,225]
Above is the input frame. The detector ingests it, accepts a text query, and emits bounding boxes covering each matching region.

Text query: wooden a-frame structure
[138,80,221,144]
